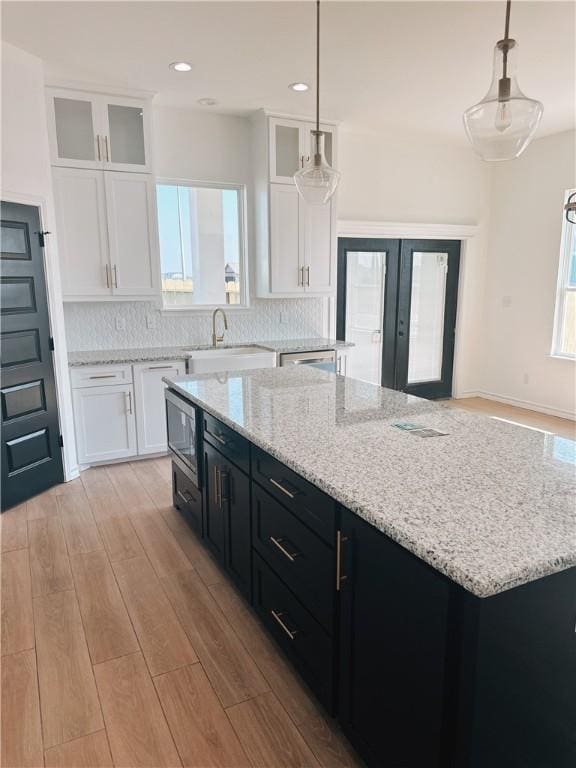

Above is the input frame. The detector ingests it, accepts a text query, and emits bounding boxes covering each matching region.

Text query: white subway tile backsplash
[64,298,326,351]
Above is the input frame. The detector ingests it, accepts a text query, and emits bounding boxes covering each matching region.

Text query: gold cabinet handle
[210,431,227,446]
[270,610,298,640]
[269,477,295,499]
[269,536,299,562]
[113,264,118,288]
[336,530,348,591]
[125,391,133,414]
[298,266,303,287]
[105,263,110,288]
[89,374,116,380]
[96,135,102,161]
[104,135,110,162]
[306,266,310,287]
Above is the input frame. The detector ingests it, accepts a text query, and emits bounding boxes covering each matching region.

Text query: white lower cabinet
[73,383,137,464]
[71,360,185,466]
[133,361,186,455]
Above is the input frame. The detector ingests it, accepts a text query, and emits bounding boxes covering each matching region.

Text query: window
[552,190,576,358]
[156,181,246,308]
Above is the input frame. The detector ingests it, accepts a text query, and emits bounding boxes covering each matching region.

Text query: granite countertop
[67,339,351,367]
[165,366,576,599]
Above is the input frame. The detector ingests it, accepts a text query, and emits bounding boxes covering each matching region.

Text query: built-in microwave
[165,389,201,488]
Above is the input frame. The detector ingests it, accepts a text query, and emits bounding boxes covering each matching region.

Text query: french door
[337,238,461,399]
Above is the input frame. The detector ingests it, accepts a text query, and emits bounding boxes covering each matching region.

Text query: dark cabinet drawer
[252,552,334,713]
[172,459,202,537]
[252,447,336,545]
[203,412,250,474]
[252,483,335,633]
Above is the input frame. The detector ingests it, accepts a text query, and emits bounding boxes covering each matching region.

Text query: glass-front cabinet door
[47,89,151,172]
[102,97,150,172]
[47,89,102,169]
[269,117,338,184]
[269,118,304,183]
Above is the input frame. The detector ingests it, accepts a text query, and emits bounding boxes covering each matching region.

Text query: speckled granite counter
[165,366,576,598]
[68,339,351,367]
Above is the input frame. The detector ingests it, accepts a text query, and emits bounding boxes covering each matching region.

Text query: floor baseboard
[454,390,575,422]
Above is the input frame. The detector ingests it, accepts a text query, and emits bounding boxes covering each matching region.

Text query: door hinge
[58,435,64,448]
[36,231,51,248]
[48,337,55,351]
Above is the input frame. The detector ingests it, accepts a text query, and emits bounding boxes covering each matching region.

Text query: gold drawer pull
[269,536,299,562]
[269,477,295,499]
[270,610,298,640]
[211,432,227,446]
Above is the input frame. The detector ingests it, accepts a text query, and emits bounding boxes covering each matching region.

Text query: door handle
[220,469,229,504]
[269,536,300,562]
[336,529,348,591]
[269,477,296,499]
[270,610,298,640]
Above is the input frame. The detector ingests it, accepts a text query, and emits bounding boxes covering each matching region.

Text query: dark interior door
[1,201,63,510]
[396,240,461,399]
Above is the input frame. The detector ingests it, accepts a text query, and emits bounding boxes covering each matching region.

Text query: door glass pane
[275,125,300,177]
[407,252,448,384]
[53,97,96,161]
[108,104,146,165]
[345,252,385,385]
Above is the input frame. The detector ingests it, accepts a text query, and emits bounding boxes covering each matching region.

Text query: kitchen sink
[185,346,276,374]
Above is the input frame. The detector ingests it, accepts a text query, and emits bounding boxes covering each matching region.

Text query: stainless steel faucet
[211,308,228,347]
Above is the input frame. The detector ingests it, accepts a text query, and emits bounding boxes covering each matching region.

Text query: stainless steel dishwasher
[278,349,337,373]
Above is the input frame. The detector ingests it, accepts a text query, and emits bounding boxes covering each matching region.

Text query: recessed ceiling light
[197,98,218,107]
[289,82,309,92]
[169,61,192,72]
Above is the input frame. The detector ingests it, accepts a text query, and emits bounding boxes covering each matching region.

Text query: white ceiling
[2,1,575,143]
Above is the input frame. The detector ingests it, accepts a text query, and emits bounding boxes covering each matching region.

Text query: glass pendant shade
[463,40,543,161]
[294,131,341,205]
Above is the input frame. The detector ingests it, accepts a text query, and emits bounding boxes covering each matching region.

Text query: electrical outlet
[279,311,288,324]
[115,317,126,332]
[146,314,157,330]
[523,373,530,385]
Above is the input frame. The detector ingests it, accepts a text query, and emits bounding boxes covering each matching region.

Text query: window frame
[156,177,250,312]
[551,189,576,360]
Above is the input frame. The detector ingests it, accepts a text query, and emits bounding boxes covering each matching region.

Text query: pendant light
[294,0,340,205]
[463,0,543,162]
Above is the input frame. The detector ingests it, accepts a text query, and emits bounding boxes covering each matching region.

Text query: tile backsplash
[64,298,327,351]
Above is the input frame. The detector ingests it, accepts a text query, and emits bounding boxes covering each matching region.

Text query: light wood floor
[446,397,576,440]
[1,457,362,768]
[2,399,573,768]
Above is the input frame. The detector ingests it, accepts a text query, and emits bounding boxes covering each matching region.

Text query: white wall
[336,128,493,397]
[1,43,78,477]
[481,130,576,418]
[64,106,326,350]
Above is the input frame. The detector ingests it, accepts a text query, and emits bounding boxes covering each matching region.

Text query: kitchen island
[164,366,576,768]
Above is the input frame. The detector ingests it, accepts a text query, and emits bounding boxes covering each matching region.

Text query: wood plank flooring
[0,456,363,767]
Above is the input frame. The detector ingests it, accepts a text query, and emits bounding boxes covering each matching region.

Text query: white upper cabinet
[269,116,337,184]
[270,184,302,293]
[253,110,338,297]
[54,167,160,300]
[53,167,110,296]
[302,196,334,292]
[47,88,152,172]
[104,173,159,296]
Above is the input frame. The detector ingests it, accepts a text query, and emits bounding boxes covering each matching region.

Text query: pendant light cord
[316,0,320,133]
[502,0,512,78]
